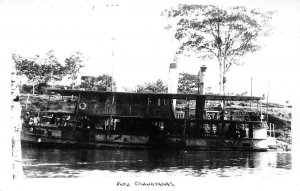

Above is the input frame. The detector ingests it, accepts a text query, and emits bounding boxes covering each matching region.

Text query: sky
[1,0,300,104]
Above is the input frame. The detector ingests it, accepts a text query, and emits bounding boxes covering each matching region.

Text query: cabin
[43,89,264,139]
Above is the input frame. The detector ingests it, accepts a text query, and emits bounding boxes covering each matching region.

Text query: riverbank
[19,94,76,114]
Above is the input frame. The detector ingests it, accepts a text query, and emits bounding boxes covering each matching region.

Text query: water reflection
[22,148,292,178]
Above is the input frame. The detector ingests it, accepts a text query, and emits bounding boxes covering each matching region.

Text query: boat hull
[21,125,268,151]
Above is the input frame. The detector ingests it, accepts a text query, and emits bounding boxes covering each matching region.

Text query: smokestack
[198,65,207,94]
[196,65,207,121]
[167,63,178,93]
[167,63,179,112]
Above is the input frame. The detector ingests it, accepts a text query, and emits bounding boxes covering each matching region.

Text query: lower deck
[21,122,268,151]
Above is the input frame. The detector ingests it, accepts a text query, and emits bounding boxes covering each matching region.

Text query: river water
[21,148,292,179]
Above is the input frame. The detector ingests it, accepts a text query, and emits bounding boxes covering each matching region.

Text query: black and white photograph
[1,0,299,190]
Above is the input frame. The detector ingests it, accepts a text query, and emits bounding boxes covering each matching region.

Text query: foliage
[64,51,85,88]
[12,50,86,93]
[163,5,274,94]
[13,51,65,83]
[19,83,48,94]
[136,79,167,93]
[122,86,136,92]
[81,74,116,91]
[12,50,65,93]
[177,72,198,94]
[20,84,34,94]
[136,73,198,94]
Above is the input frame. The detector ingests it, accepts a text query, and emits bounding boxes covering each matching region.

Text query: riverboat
[21,89,269,151]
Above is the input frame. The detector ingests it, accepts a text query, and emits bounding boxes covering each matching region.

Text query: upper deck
[47,89,262,101]
[45,89,263,120]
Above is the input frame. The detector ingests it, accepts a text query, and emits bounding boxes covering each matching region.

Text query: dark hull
[21,140,268,152]
[21,125,268,151]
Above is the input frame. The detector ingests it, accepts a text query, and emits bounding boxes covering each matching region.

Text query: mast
[74,93,81,128]
[108,93,115,137]
[250,76,253,108]
[266,83,270,122]
[183,97,188,145]
[111,37,115,92]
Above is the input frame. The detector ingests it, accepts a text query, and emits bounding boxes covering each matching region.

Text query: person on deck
[33,114,40,125]
[24,112,30,124]
[64,115,71,126]
[82,116,89,128]
[50,114,56,125]
[239,128,246,139]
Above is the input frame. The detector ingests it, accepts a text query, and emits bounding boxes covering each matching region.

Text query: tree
[64,51,85,88]
[163,5,274,94]
[177,72,198,94]
[43,50,65,83]
[35,50,65,89]
[12,54,37,93]
[122,86,136,92]
[136,79,167,93]
[81,74,116,91]
[12,51,65,94]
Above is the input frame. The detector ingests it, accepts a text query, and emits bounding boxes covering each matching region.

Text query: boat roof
[47,89,262,101]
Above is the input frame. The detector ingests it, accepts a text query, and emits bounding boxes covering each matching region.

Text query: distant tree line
[81,74,116,92]
[13,49,205,94]
[136,79,167,93]
[12,50,84,94]
[80,72,200,94]
[135,72,200,94]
